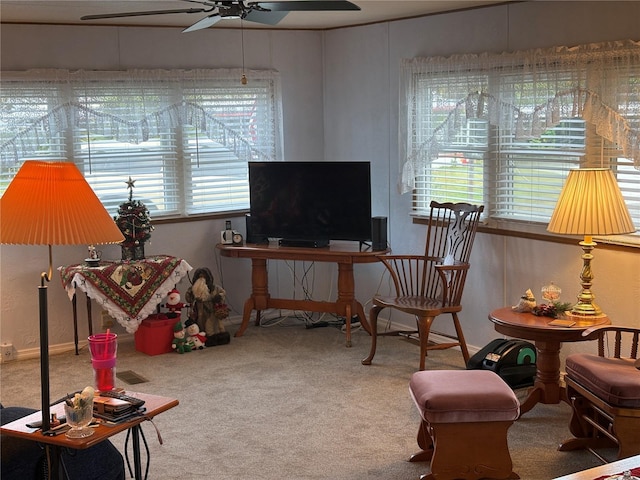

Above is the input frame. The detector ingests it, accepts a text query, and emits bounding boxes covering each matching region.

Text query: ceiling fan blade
[182,14,223,33]
[81,9,208,21]
[252,1,360,12]
[243,9,289,25]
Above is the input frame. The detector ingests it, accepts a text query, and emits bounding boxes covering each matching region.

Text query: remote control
[26,416,66,429]
[98,390,145,408]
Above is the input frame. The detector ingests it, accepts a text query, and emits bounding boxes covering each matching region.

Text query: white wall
[322,1,640,360]
[1,1,639,363]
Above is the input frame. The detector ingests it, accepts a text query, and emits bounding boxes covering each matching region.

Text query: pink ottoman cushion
[566,353,640,408]
[410,370,520,424]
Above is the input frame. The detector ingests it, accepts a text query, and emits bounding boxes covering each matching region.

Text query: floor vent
[116,370,149,385]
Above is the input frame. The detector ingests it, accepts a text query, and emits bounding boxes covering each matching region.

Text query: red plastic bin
[134,314,177,356]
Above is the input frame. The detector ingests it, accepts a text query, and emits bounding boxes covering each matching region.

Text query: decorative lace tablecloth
[59,255,192,333]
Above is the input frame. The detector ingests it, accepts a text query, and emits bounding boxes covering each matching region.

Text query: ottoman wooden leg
[410,420,434,463]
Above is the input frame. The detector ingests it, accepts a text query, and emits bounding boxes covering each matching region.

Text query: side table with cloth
[59,256,192,351]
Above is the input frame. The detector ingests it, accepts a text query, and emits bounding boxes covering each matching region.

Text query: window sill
[150,209,249,226]
[411,216,639,252]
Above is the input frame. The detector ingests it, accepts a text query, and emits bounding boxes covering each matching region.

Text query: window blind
[403,42,640,234]
[0,69,282,218]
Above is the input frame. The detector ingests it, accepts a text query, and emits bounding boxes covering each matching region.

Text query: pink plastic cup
[88,332,117,392]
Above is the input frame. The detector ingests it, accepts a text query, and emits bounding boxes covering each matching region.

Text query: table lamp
[0,161,124,433]
[547,168,635,317]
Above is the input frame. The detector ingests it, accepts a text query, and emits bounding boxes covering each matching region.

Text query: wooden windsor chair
[362,201,484,371]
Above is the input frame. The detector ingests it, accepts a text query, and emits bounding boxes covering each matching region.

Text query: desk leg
[131,424,143,480]
[337,263,370,347]
[86,295,93,337]
[518,340,563,416]
[235,258,270,338]
[72,293,79,355]
[44,445,64,479]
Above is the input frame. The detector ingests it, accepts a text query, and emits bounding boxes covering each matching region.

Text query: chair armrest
[581,325,640,359]
[581,325,640,339]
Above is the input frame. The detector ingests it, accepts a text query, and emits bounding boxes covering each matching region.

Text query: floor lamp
[547,168,635,317]
[0,161,124,433]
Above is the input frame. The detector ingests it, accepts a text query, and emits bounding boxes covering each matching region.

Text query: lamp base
[564,311,608,325]
[570,302,602,317]
[570,238,602,317]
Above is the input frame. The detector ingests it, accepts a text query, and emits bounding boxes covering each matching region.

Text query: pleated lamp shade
[547,168,636,236]
[0,160,124,246]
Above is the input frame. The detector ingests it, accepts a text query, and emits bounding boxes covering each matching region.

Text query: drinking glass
[64,402,94,438]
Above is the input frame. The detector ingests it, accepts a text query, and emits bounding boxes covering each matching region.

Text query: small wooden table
[59,256,192,353]
[488,307,610,416]
[0,392,178,480]
[552,454,640,479]
[218,242,387,347]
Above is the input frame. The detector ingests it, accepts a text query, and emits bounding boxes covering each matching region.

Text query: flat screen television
[248,161,372,247]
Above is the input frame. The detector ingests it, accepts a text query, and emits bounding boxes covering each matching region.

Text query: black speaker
[371,216,387,251]
[245,214,269,244]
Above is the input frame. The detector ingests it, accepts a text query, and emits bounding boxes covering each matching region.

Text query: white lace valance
[0,68,282,165]
[399,40,640,193]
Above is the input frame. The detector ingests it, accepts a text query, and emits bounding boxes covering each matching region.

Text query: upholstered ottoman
[409,370,520,480]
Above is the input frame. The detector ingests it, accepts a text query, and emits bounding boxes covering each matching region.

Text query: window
[400,40,640,237]
[0,69,283,217]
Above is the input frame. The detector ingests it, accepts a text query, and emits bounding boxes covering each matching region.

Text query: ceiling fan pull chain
[241,20,248,85]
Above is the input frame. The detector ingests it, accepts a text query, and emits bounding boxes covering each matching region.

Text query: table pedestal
[488,307,610,416]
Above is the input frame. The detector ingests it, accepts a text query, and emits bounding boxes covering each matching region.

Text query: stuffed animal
[171,321,192,354]
[185,318,206,350]
[185,267,231,347]
[164,288,186,320]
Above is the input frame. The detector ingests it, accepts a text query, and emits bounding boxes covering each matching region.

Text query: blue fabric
[1,405,125,480]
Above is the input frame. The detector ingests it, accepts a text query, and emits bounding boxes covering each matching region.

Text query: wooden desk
[489,307,610,416]
[0,392,178,480]
[218,242,387,347]
[552,454,640,479]
[59,255,192,354]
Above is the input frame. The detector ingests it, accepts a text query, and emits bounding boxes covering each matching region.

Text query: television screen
[248,161,372,246]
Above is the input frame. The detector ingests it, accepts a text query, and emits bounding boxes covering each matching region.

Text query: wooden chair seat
[373,295,462,314]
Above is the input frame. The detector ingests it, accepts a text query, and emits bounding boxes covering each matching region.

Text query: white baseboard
[9,334,136,362]
[6,315,481,361]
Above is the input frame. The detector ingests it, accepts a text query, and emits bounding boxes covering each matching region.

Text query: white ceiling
[1,1,516,30]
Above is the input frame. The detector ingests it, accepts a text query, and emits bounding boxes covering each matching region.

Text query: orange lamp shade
[0,161,124,246]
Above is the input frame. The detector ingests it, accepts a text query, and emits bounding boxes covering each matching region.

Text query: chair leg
[362,305,382,365]
[417,316,435,371]
[451,312,470,363]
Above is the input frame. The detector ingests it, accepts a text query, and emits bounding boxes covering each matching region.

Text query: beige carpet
[1,318,607,479]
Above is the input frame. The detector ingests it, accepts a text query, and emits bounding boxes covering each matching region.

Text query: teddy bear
[185,267,231,347]
[171,321,192,354]
[185,318,206,350]
[164,288,186,320]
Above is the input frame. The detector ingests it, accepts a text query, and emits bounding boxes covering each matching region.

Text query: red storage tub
[134,314,177,356]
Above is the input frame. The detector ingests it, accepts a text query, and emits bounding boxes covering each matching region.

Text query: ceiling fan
[81,0,361,33]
